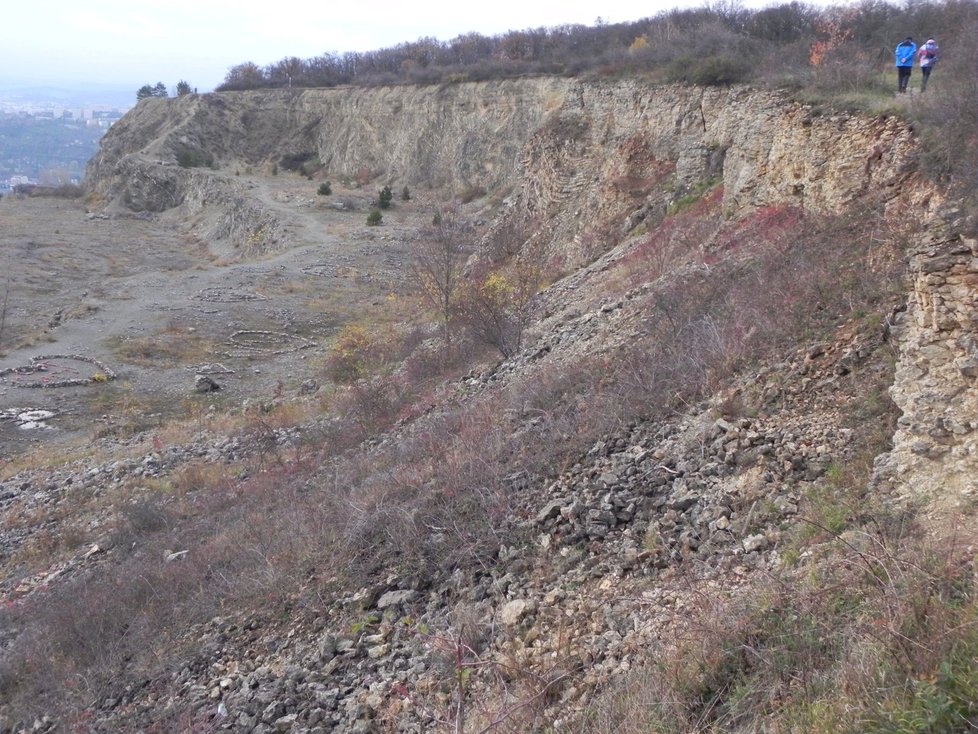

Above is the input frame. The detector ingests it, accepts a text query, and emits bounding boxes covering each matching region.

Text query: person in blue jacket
[895,36,917,93]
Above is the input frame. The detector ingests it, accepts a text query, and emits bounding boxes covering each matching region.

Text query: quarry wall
[87,78,971,508]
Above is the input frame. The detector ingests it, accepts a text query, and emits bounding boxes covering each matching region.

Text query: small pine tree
[318,182,332,196]
[378,186,393,209]
[401,186,411,201]
[367,209,383,226]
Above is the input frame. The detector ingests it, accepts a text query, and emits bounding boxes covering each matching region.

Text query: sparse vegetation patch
[176,148,214,169]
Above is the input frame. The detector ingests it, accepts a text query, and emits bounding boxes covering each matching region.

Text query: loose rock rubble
[0,354,117,389]
[0,308,891,734]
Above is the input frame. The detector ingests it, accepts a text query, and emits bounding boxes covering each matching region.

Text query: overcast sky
[3,0,812,93]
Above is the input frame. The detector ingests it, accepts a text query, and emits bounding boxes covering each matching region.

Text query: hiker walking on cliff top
[918,38,940,91]
[895,36,917,93]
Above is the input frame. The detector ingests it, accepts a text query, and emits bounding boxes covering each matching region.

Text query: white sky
[3,0,806,92]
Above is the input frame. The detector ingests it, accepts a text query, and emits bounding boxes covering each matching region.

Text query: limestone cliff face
[88,80,566,206]
[499,82,928,262]
[876,225,978,512]
[87,80,930,260]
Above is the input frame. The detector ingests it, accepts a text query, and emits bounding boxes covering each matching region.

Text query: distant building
[92,109,124,120]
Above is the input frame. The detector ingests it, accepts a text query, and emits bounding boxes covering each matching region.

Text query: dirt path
[0,176,426,461]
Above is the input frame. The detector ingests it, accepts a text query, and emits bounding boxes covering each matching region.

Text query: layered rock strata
[88,81,931,261]
[877,224,978,511]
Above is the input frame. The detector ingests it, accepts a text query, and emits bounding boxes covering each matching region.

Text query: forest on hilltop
[218,0,971,93]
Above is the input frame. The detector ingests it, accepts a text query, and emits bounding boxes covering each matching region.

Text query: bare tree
[412,207,473,345]
[218,62,266,91]
[405,605,575,733]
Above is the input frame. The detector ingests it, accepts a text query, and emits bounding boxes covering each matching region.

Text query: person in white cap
[918,38,940,91]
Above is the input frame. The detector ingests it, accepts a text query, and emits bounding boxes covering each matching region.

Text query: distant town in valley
[0,82,133,191]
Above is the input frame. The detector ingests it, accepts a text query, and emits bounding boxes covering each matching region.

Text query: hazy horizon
[0,78,135,109]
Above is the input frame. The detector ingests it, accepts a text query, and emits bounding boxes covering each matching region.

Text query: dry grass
[0,443,103,482]
[169,460,235,496]
[105,328,216,368]
[81,383,170,440]
[577,519,978,733]
[10,329,58,351]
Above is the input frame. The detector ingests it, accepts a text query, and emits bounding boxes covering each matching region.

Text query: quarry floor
[0,176,427,461]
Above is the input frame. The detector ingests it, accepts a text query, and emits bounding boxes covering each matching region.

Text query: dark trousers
[921,66,933,91]
[897,66,912,92]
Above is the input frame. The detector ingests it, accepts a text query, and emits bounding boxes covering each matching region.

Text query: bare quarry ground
[0,174,425,462]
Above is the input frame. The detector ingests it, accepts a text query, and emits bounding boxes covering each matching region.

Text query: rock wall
[87,80,567,206]
[876,223,978,513]
[87,80,931,261]
[500,83,929,263]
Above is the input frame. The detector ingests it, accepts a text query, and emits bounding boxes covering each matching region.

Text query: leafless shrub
[455,260,542,359]
[483,214,545,264]
[616,186,724,285]
[399,603,573,733]
[355,168,374,186]
[339,377,407,437]
[400,335,466,386]
[412,206,474,344]
[120,500,170,536]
